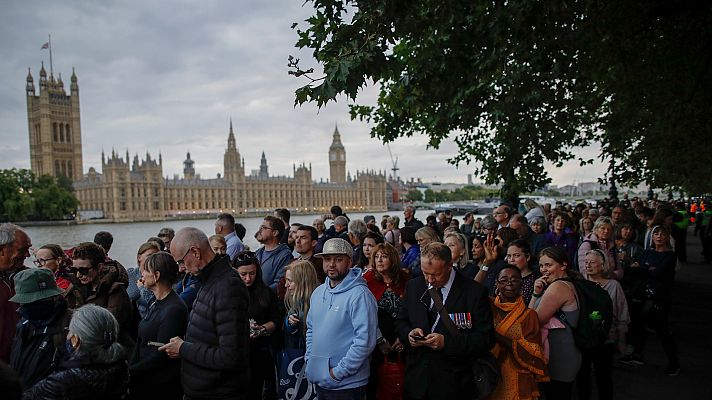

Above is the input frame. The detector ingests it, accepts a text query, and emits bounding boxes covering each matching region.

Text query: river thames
[22,210,437,268]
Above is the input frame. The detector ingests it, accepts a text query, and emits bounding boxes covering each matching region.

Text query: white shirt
[430,267,456,332]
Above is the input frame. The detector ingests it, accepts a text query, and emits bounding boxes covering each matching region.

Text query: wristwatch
[480,264,489,272]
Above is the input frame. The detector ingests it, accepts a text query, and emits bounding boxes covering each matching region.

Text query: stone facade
[73,124,387,221]
[26,68,387,221]
[26,64,83,181]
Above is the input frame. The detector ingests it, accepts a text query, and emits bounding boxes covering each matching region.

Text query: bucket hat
[10,268,63,304]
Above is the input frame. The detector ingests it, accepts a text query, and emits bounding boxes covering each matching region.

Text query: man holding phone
[395,242,494,400]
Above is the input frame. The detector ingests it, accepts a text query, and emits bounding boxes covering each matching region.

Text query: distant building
[25,64,83,181]
[26,66,387,221]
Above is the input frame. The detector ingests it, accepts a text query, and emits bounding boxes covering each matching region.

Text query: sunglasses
[73,266,94,276]
[236,251,257,262]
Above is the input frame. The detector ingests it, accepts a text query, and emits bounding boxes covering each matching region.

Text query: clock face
[330,153,336,161]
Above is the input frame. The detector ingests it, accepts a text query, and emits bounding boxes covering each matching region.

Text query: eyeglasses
[236,251,257,262]
[259,225,273,231]
[33,257,57,267]
[496,277,522,285]
[176,247,193,266]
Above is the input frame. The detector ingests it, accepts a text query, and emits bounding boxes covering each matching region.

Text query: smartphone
[411,335,427,341]
[147,341,165,347]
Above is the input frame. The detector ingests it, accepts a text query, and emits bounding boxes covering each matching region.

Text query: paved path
[612,230,712,399]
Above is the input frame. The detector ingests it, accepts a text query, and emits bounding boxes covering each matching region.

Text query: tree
[0,169,78,222]
[586,2,712,194]
[291,1,604,206]
[405,189,423,202]
[291,1,712,199]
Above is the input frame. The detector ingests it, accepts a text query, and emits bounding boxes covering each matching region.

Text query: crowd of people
[0,197,703,399]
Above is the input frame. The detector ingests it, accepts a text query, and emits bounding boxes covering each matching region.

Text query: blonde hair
[415,227,440,244]
[284,260,320,335]
[444,232,470,269]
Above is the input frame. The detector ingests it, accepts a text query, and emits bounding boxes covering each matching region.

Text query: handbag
[278,348,317,400]
[376,353,405,400]
[428,287,500,400]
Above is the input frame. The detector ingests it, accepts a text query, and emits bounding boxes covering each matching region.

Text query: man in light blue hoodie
[306,238,377,399]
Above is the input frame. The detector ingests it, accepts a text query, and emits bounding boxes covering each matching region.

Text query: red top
[363,269,408,301]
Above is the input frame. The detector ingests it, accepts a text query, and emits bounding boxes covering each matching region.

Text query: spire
[183,152,195,179]
[227,118,236,150]
[26,67,33,82]
[101,150,105,165]
[259,151,269,178]
[71,67,77,82]
[39,62,47,78]
[330,123,344,150]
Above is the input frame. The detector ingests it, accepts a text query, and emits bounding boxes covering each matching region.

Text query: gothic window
[59,124,65,142]
[53,123,58,142]
[120,202,126,211]
[154,201,159,209]
[54,160,60,177]
[66,125,71,142]
[67,161,73,178]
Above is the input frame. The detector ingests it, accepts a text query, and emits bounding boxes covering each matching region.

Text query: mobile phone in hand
[147,341,165,347]
[411,335,427,341]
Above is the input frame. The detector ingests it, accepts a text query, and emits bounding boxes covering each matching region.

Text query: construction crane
[386,143,399,181]
[386,143,400,204]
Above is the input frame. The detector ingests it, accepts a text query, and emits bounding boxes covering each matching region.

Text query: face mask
[65,338,76,355]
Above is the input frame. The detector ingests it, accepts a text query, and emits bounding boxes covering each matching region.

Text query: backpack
[556,277,613,349]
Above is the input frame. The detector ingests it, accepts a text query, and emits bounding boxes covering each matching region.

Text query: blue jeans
[316,385,367,400]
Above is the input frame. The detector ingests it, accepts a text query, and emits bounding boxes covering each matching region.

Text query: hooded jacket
[255,243,293,290]
[82,261,132,345]
[305,268,377,390]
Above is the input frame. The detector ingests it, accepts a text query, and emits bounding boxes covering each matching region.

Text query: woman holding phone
[130,252,187,399]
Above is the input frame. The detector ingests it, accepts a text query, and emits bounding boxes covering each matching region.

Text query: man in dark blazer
[395,242,495,400]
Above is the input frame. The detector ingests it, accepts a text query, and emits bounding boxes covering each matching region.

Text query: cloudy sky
[0,1,607,186]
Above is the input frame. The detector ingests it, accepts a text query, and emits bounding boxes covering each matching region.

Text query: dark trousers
[249,344,277,400]
[577,344,614,400]
[540,380,573,400]
[316,385,367,400]
[628,300,678,365]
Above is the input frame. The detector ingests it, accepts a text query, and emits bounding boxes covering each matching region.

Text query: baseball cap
[316,238,353,259]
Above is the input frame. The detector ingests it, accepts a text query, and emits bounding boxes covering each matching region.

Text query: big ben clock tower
[328,124,346,184]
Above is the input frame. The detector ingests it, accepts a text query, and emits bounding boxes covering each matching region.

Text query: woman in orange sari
[490,265,549,400]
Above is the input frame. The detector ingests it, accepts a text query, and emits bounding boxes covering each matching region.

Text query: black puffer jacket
[180,254,250,399]
[22,353,129,399]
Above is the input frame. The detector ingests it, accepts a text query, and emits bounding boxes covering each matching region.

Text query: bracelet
[532,292,542,298]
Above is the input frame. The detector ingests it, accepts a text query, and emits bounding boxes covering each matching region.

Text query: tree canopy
[291,0,712,199]
[0,169,78,221]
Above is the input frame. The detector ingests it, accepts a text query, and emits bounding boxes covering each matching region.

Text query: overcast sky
[0,1,607,186]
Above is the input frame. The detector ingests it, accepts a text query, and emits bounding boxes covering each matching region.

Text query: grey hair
[481,215,498,230]
[0,223,21,248]
[348,219,367,239]
[334,216,349,227]
[69,304,125,364]
[174,227,210,253]
[387,215,400,229]
[530,216,546,226]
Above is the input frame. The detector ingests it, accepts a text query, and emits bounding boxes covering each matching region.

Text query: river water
[23,210,437,268]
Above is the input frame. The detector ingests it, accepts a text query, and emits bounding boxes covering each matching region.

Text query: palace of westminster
[25,64,388,221]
